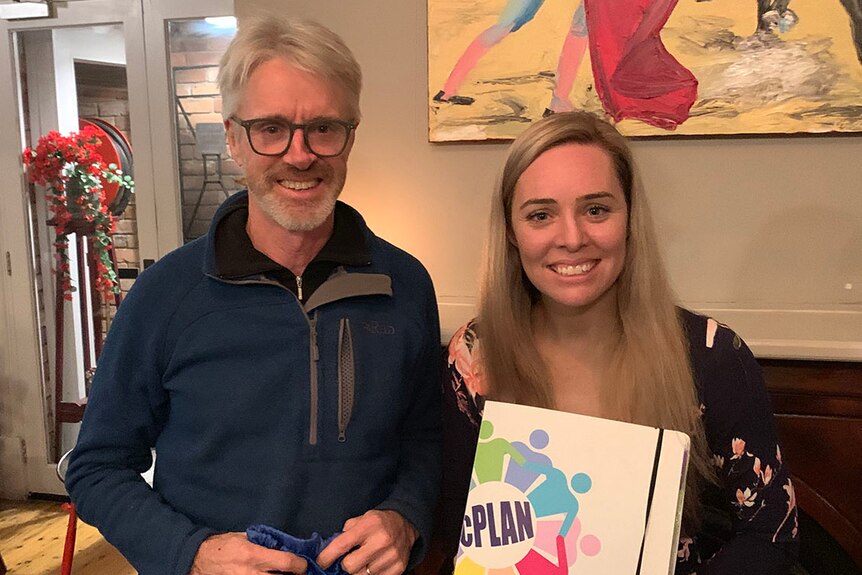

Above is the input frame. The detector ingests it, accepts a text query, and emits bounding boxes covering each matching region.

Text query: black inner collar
[213,197,370,301]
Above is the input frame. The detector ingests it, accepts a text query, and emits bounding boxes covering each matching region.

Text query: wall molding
[694,307,862,361]
[439,301,862,361]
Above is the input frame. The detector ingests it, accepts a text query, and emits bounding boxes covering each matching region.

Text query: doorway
[0,0,235,497]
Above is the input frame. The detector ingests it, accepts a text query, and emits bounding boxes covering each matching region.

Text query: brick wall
[77,82,136,324]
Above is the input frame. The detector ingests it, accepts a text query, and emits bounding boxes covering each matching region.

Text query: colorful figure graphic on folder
[505,429,553,491]
[474,420,526,483]
[524,465,592,538]
[433,0,697,129]
[516,535,569,575]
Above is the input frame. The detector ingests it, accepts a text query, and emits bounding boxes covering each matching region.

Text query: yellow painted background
[429,0,862,139]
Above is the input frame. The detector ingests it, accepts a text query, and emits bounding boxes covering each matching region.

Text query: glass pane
[15,24,138,462]
[167,17,240,243]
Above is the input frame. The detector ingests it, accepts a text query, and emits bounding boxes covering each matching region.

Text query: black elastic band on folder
[635,428,664,575]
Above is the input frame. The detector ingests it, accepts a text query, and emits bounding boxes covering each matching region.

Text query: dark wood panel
[777,416,862,556]
[762,360,862,569]
[762,360,862,398]
[792,475,861,572]
[770,395,862,418]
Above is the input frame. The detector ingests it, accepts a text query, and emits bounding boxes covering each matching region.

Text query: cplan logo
[455,423,601,575]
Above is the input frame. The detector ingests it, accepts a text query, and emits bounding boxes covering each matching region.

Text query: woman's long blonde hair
[478,111,714,533]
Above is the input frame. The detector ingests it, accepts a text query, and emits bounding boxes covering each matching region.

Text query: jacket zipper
[337,318,355,442]
[308,313,319,445]
[209,273,387,447]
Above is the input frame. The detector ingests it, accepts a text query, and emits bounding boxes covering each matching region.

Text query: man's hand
[317,510,418,575]
[190,532,308,575]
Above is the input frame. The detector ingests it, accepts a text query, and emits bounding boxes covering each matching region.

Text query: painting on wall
[428,0,862,141]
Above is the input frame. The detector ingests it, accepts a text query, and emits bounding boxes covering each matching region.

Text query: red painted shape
[585,0,697,130]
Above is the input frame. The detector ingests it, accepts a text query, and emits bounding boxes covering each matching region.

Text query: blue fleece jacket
[65,193,442,574]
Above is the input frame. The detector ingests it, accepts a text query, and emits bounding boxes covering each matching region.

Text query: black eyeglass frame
[228,115,357,158]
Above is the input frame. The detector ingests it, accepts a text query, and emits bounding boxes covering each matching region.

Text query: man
[66,16,441,575]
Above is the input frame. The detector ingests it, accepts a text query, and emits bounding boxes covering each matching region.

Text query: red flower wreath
[22,126,134,300]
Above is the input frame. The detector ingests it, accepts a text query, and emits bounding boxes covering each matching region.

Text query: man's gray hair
[218,16,362,121]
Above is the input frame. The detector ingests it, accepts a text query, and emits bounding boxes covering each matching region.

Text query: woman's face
[510,143,628,313]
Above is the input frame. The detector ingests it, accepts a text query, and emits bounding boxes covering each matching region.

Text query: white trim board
[691,307,862,361]
[438,300,862,361]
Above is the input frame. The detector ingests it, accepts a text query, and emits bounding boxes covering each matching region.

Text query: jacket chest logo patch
[363,320,396,335]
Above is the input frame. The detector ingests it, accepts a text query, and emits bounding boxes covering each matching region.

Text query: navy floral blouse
[430,309,798,575]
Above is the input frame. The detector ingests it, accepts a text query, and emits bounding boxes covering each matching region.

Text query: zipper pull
[296,275,303,301]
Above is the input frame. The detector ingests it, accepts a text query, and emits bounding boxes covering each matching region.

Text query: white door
[0,0,235,497]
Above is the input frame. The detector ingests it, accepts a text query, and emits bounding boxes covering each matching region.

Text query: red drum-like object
[78,118,134,215]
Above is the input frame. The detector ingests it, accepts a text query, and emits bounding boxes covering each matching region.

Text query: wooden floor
[0,499,135,574]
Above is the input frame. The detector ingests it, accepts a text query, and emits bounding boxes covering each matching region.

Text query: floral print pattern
[725,440,795,534]
[446,320,485,427]
[674,433,798,573]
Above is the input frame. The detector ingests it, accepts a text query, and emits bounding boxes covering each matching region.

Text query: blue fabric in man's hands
[247,524,347,575]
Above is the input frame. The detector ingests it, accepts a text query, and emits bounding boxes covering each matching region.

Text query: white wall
[53,24,126,66]
[238,0,862,359]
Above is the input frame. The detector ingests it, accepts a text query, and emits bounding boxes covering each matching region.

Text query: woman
[426,112,798,574]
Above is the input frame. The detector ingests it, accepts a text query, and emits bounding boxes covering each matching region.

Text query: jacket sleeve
[64,271,217,575]
[374,274,443,569]
[695,320,799,574]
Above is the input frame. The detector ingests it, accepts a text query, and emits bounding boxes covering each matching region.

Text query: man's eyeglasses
[229,116,356,158]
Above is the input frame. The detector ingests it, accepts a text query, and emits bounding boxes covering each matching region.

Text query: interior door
[0,0,234,497]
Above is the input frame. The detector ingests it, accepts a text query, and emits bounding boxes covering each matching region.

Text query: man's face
[226,57,356,232]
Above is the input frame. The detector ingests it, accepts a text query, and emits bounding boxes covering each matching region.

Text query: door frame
[0,0,233,497]
[0,0,153,497]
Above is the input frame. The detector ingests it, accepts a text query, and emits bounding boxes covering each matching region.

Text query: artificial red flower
[23,127,134,299]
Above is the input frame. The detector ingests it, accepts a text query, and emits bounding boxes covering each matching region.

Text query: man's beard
[247,167,345,232]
